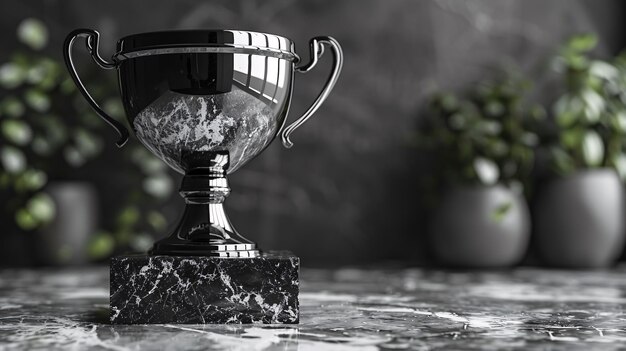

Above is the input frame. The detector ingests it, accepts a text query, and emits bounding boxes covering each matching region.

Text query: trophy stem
[150,152,260,257]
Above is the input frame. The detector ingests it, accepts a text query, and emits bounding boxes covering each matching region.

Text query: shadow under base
[110,251,299,324]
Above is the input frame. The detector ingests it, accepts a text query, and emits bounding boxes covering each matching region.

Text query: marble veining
[110,252,299,324]
[133,88,278,174]
[2,267,626,350]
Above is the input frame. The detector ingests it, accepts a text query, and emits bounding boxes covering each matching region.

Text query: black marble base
[110,251,299,324]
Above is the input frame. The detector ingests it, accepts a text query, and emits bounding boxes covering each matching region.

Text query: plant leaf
[0,96,25,117]
[24,89,50,112]
[117,206,140,228]
[614,154,626,181]
[15,208,38,230]
[130,233,153,253]
[581,89,604,123]
[611,111,626,132]
[147,211,167,231]
[143,174,174,199]
[63,146,86,167]
[20,169,47,190]
[554,95,582,127]
[0,146,26,173]
[74,129,102,157]
[520,132,539,147]
[26,192,56,222]
[88,232,115,259]
[491,201,513,223]
[551,147,575,175]
[590,61,619,80]
[566,34,597,53]
[560,128,584,149]
[17,18,48,50]
[473,157,499,185]
[0,63,25,89]
[582,130,604,167]
[1,120,32,146]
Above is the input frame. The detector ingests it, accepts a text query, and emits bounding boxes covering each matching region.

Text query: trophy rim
[114,29,299,62]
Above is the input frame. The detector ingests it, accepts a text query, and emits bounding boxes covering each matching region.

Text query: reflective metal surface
[63,29,129,147]
[64,28,344,257]
[113,44,298,62]
[281,36,344,148]
[114,30,298,63]
[150,152,260,258]
[130,47,295,173]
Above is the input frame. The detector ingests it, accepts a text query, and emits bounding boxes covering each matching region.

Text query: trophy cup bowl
[63,29,343,259]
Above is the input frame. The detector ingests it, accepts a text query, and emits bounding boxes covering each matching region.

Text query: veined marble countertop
[1,266,625,350]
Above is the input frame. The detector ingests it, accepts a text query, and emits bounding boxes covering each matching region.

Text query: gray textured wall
[1,0,624,265]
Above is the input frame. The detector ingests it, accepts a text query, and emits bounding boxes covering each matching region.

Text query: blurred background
[1,0,626,268]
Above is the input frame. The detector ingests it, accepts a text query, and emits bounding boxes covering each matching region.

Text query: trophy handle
[281,36,343,148]
[63,29,129,148]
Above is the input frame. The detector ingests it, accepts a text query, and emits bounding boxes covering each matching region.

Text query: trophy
[63,29,343,324]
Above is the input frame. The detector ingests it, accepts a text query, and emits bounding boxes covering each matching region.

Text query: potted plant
[0,19,175,266]
[533,34,626,268]
[418,72,543,268]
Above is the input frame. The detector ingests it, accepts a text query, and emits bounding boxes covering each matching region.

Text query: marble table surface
[1,266,626,350]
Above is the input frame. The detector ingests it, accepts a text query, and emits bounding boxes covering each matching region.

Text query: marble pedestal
[110,251,299,324]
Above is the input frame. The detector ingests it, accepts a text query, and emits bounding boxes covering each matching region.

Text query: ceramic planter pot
[429,184,531,268]
[34,181,99,266]
[533,169,624,268]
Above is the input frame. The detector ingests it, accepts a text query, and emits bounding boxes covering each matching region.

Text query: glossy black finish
[117,30,234,53]
[150,152,258,257]
[120,30,296,174]
[149,174,252,256]
[63,28,340,259]
[64,29,297,174]
[118,53,235,123]
[149,202,224,256]
[63,29,129,147]
[115,30,294,56]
